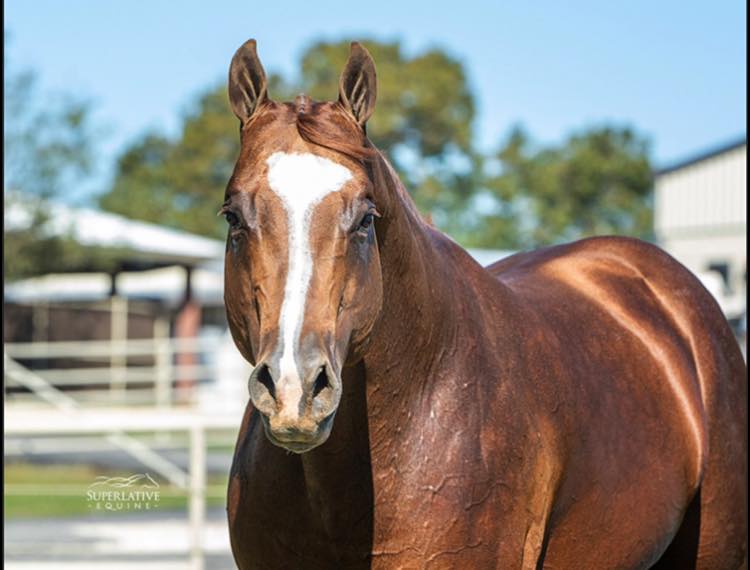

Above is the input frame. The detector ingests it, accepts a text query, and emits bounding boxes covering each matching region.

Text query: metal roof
[655,136,747,176]
[4,194,225,267]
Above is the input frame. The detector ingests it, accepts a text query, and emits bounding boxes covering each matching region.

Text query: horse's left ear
[338,42,377,127]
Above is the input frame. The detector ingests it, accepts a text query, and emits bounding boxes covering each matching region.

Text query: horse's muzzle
[262,411,337,454]
[248,358,342,453]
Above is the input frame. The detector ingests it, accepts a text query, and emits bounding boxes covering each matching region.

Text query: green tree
[468,125,653,250]
[100,39,480,239]
[4,65,96,198]
[100,74,296,237]
[3,38,121,281]
[99,38,653,251]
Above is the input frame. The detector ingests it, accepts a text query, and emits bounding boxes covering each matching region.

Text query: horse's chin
[270,438,326,454]
[262,413,336,454]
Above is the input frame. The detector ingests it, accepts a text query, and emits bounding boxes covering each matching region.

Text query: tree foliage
[4,65,97,198]
[3,39,120,281]
[99,39,653,250]
[102,70,298,233]
[298,41,474,159]
[3,32,655,261]
[100,87,238,237]
[466,125,653,250]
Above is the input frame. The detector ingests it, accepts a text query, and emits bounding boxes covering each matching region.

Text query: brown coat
[224,40,747,569]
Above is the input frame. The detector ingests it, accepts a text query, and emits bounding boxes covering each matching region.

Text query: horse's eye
[359,214,375,230]
[357,213,375,234]
[224,211,241,229]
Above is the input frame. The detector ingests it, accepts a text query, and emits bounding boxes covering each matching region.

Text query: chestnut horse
[223,39,747,569]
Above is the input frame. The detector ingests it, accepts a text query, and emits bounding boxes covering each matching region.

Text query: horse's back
[486,235,744,415]
[487,235,747,568]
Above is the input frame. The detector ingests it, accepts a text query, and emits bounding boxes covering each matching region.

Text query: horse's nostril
[312,367,330,398]
[257,364,276,401]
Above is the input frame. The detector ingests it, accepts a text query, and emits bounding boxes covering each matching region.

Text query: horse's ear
[228,39,268,123]
[338,42,377,127]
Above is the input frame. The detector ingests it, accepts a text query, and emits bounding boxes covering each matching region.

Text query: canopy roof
[5,194,224,268]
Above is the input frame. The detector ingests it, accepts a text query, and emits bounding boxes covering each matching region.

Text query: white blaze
[266,152,352,416]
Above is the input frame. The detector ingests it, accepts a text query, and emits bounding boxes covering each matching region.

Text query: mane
[293,97,378,163]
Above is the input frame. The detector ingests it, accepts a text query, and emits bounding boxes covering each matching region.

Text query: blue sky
[4,0,747,204]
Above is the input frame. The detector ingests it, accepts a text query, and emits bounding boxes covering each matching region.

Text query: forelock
[293,98,377,163]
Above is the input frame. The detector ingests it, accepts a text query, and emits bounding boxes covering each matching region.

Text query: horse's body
[224,40,747,569]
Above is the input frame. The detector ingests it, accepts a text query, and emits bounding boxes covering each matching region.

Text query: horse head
[223,40,384,453]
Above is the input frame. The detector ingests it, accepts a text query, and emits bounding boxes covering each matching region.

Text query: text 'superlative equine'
[222,39,747,569]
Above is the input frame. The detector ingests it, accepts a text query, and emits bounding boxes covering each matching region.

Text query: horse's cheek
[224,275,257,365]
[342,246,382,364]
[357,245,383,328]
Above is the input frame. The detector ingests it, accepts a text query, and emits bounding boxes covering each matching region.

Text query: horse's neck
[299,362,373,547]
[364,152,485,384]
[296,156,501,537]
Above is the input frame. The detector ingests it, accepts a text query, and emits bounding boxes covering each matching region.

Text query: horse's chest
[368,461,511,561]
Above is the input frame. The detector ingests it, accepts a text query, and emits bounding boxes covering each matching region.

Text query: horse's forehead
[265,151,354,212]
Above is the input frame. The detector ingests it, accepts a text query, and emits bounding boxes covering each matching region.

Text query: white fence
[5,407,237,570]
[4,336,248,569]
[4,336,225,407]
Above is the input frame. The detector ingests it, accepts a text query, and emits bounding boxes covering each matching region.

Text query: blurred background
[3,1,746,568]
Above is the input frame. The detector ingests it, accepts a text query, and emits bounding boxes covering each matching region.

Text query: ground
[4,507,236,569]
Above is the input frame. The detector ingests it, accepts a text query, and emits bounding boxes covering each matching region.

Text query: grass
[4,461,230,519]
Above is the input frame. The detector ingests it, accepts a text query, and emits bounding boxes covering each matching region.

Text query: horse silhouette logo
[88,473,160,489]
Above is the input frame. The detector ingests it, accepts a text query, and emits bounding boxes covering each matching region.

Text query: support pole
[175,266,201,404]
[189,423,206,570]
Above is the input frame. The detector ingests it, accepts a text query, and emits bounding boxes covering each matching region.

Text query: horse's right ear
[228,39,268,123]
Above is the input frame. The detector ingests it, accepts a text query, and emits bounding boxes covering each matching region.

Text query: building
[3,194,241,408]
[4,196,228,354]
[654,137,747,329]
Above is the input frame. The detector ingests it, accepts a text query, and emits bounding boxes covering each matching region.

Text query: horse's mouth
[262,413,336,454]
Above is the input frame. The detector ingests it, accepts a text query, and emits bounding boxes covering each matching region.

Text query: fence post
[32,301,50,370]
[153,317,172,408]
[109,295,128,402]
[189,423,206,570]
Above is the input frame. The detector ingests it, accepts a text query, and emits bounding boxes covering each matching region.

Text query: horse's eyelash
[218,203,233,217]
[217,207,226,217]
